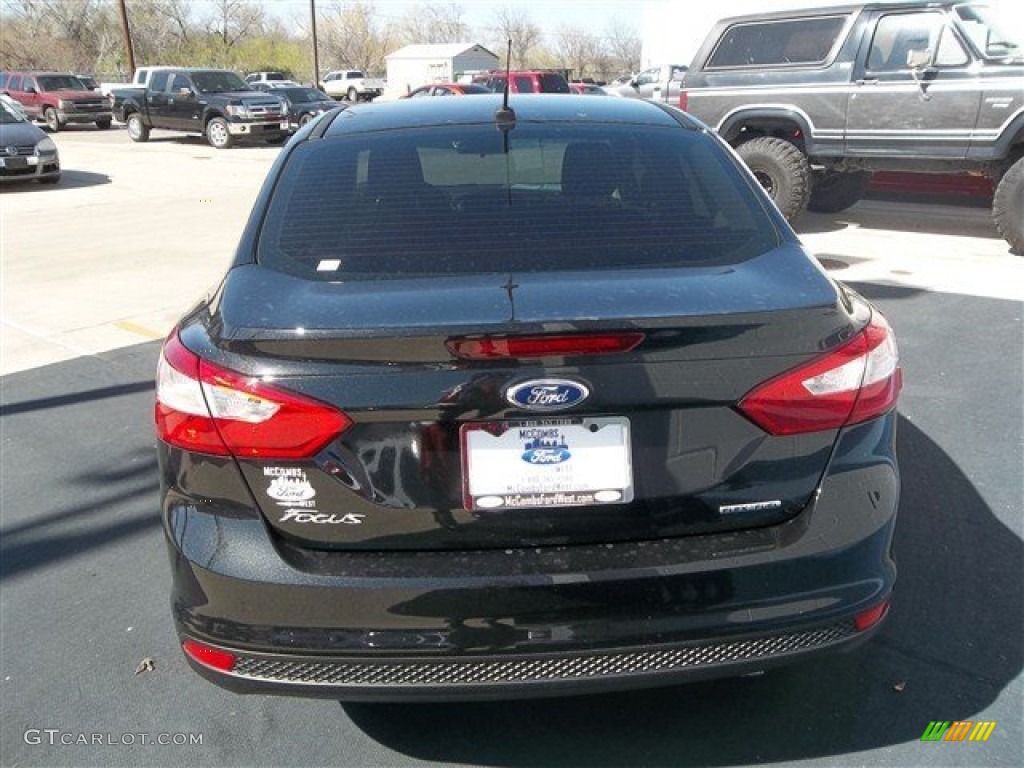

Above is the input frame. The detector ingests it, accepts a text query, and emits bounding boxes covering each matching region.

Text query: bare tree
[395,2,468,45]
[604,18,641,75]
[552,24,601,80]
[489,5,542,68]
[204,0,265,50]
[320,1,390,74]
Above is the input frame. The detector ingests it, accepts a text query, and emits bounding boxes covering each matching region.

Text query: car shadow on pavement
[796,199,1002,240]
[0,169,111,192]
[343,412,1022,766]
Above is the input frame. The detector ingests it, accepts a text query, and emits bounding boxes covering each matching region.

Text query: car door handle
[856,78,879,85]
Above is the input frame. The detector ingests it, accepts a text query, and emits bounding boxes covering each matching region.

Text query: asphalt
[1,125,1022,768]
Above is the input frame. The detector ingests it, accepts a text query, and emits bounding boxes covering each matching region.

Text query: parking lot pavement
[1,128,1022,767]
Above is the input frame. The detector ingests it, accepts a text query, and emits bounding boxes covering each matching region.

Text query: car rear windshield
[257,122,779,280]
[538,74,571,93]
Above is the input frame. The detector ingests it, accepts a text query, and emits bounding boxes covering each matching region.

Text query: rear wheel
[808,171,872,214]
[993,156,1024,254]
[95,117,112,130]
[38,174,61,185]
[735,136,811,222]
[347,87,358,102]
[126,112,149,142]
[44,107,64,132]
[299,113,314,127]
[206,117,233,149]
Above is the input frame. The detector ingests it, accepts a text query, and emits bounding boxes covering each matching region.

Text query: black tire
[38,174,61,185]
[206,116,233,149]
[44,107,64,132]
[126,112,149,142]
[808,171,872,213]
[298,113,314,127]
[95,118,112,130]
[993,156,1024,254]
[735,136,811,221]
[347,87,358,102]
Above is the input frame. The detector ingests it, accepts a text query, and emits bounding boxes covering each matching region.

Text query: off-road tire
[44,107,64,132]
[735,136,811,222]
[95,118,112,130]
[808,171,873,214]
[126,112,149,142]
[206,116,233,149]
[993,156,1024,254]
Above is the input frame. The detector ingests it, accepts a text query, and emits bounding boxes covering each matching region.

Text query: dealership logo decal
[920,721,996,742]
[264,467,316,507]
[520,431,571,465]
[506,379,589,411]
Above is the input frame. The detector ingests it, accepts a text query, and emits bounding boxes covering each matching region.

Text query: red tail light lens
[678,91,688,111]
[854,598,891,632]
[155,333,351,458]
[447,332,644,360]
[738,313,901,435]
[182,639,236,672]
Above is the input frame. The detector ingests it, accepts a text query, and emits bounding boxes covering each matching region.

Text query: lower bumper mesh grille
[230,623,856,687]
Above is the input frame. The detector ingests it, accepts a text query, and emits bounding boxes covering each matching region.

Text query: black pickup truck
[111,68,287,148]
[681,1,1023,251]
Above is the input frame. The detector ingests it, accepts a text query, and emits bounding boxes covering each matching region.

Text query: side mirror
[906,48,932,69]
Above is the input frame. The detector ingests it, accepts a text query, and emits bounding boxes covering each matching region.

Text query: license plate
[0,157,27,169]
[461,417,633,510]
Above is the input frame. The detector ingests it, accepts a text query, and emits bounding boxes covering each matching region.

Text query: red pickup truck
[2,71,112,131]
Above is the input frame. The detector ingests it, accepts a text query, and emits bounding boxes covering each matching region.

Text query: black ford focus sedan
[156,95,901,700]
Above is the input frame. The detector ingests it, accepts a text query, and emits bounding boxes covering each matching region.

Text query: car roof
[320,94,696,137]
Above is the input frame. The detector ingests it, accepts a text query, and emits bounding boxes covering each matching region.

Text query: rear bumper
[163,414,899,700]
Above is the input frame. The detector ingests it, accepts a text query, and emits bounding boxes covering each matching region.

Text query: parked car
[0,98,60,184]
[74,74,101,92]
[605,64,688,101]
[680,1,1024,251]
[570,82,610,95]
[472,70,571,93]
[251,84,341,131]
[403,83,491,98]
[157,94,902,701]
[244,71,291,86]
[319,70,386,101]
[1,71,112,131]
[111,68,287,149]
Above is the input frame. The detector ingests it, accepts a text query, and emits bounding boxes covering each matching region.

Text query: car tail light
[738,313,901,435]
[155,332,351,458]
[182,639,236,672]
[854,598,891,632]
[678,91,688,111]
[447,332,644,360]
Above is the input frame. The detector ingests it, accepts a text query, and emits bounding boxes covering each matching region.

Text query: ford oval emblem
[506,379,589,411]
[522,447,572,465]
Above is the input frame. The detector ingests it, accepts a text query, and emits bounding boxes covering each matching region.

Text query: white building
[385,43,500,95]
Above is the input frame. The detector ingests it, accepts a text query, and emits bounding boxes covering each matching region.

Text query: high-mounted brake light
[738,313,901,435]
[447,332,644,360]
[155,333,351,458]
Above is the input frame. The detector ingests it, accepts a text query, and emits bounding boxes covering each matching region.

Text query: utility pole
[310,0,320,87]
[117,0,136,75]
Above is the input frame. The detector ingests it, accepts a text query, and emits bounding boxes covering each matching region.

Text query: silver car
[0,99,60,184]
